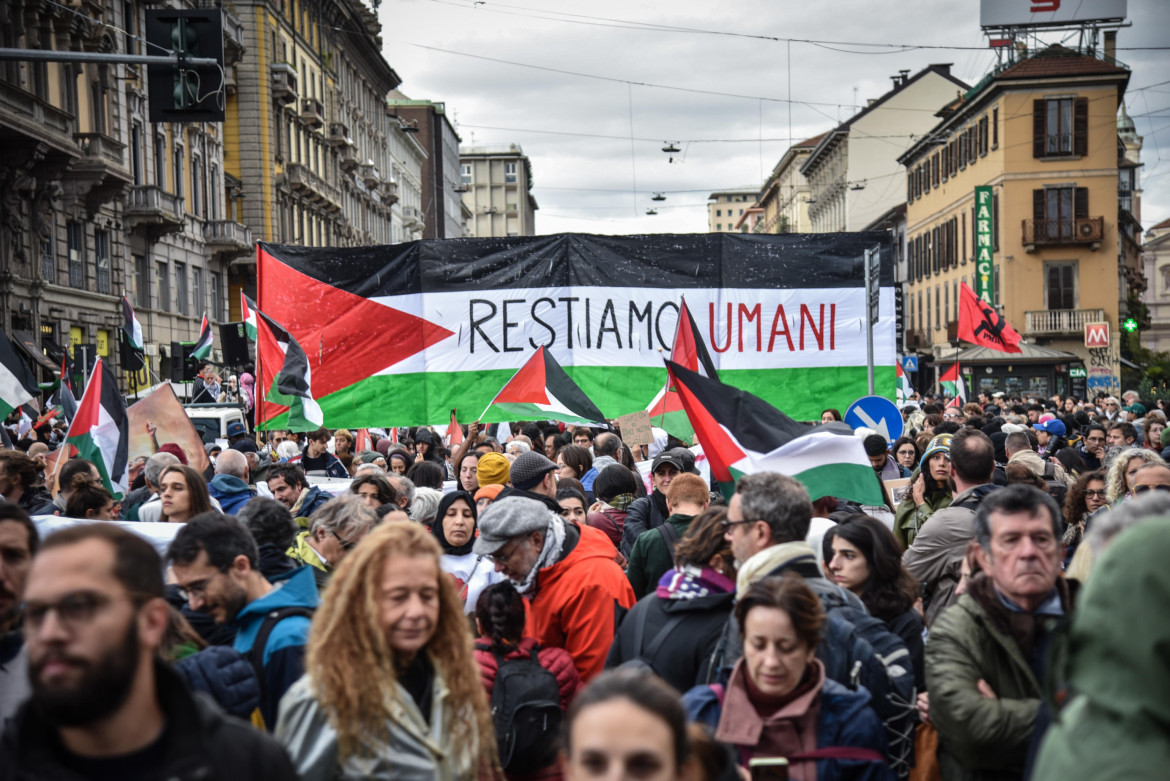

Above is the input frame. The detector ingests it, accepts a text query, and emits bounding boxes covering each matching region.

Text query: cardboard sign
[615,410,654,446]
[883,477,912,507]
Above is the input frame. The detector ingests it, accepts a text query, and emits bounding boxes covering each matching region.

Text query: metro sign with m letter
[1084,322,1110,348]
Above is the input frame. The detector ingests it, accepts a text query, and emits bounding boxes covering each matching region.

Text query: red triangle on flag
[939,364,962,383]
[666,362,746,484]
[493,347,551,405]
[448,410,463,446]
[257,246,455,399]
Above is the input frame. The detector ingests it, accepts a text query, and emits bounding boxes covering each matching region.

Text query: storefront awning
[10,330,58,372]
[950,342,1081,364]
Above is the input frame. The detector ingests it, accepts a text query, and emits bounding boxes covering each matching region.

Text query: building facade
[753,134,824,235]
[802,65,970,234]
[226,0,404,312]
[1141,217,1170,353]
[899,45,1136,399]
[707,188,758,233]
[460,144,537,237]
[387,93,464,240]
[0,0,250,391]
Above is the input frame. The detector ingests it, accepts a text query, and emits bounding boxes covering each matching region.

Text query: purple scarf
[657,565,736,600]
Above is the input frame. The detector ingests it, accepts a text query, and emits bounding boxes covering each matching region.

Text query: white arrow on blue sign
[844,395,905,443]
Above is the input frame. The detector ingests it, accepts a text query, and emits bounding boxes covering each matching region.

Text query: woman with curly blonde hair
[1104,448,1165,504]
[276,522,500,780]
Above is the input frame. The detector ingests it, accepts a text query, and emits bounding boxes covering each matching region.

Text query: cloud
[379,0,1170,234]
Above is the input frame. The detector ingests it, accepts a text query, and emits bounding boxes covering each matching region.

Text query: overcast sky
[377,0,1170,236]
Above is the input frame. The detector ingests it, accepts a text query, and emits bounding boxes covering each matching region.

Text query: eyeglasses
[24,590,143,633]
[1132,483,1170,495]
[489,540,525,564]
[333,532,359,551]
[1083,489,1107,498]
[720,519,755,530]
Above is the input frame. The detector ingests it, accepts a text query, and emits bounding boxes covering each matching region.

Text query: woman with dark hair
[556,444,593,484]
[564,668,690,781]
[1051,447,1087,480]
[158,465,213,524]
[893,433,953,548]
[824,514,925,690]
[433,490,501,613]
[820,408,843,423]
[64,473,117,520]
[473,582,582,777]
[891,436,920,471]
[586,465,640,548]
[407,459,445,490]
[387,449,413,475]
[606,507,736,693]
[684,575,893,780]
[556,485,588,526]
[1063,469,1108,568]
[349,473,396,510]
[457,451,481,493]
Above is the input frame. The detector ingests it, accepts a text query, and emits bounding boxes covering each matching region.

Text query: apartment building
[1141,217,1170,353]
[387,94,465,239]
[708,188,758,233]
[802,65,970,233]
[899,44,1137,398]
[460,145,538,237]
[753,134,825,234]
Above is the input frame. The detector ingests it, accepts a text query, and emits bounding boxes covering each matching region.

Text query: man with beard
[169,512,318,730]
[0,503,37,727]
[0,523,293,779]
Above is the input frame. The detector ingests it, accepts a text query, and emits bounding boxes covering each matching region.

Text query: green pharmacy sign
[974,186,995,305]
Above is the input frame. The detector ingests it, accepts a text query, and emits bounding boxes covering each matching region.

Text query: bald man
[208,449,257,516]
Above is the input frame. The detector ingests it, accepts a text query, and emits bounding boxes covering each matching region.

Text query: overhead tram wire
[426,0,1170,51]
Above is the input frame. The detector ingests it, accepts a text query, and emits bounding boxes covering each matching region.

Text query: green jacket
[1033,516,1170,780]
[626,513,694,598]
[285,531,330,589]
[894,479,952,548]
[925,591,1043,781]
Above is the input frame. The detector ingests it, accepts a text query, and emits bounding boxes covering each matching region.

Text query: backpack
[1042,463,1069,507]
[483,644,564,773]
[704,559,917,778]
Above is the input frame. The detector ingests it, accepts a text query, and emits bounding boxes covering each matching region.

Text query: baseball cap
[651,450,686,474]
[1034,419,1066,437]
[226,421,247,438]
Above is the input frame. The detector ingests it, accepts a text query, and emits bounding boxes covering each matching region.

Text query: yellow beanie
[477,452,511,487]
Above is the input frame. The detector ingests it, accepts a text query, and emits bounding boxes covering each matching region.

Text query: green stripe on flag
[793,462,885,506]
[259,365,896,428]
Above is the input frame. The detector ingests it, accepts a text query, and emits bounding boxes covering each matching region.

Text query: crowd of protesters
[1,389,1168,780]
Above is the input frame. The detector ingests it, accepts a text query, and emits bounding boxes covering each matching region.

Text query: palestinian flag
[255,308,323,431]
[0,328,37,420]
[256,233,896,428]
[242,293,258,341]
[666,360,884,505]
[63,358,129,498]
[647,298,720,441]
[896,363,914,405]
[191,313,213,361]
[940,364,966,403]
[479,346,606,426]
[121,295,145,372]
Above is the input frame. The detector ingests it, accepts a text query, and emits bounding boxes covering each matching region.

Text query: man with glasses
[169,512,318,730]
[1079,424,1108,470]
[475,496,635,682]
[283,495,377,589]
[6,523,293,776]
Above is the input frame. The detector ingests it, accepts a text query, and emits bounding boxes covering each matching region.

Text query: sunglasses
[1132,484,1170,495]
[720,519,755,530]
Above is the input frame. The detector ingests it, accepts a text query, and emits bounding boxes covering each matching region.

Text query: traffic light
[145,9,225,123]
[1122,316,1139,333]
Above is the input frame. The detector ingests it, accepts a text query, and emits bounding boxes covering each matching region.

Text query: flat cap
[473,496,553,556]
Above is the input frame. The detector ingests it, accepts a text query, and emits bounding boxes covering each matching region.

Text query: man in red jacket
[475,496,636,682]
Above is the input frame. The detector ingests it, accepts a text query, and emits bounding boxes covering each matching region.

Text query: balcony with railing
[300,97,324,129]
[328,122,351,147]
[339,144,359,172]
[124,184,185,238]
[285,163,342,212]
[270,63,298,105]
[1024,308,1107,336]
[1022,217,1105,251]
[203,220,252,257]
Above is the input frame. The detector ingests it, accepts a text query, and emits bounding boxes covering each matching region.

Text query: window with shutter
[924,233,931,278]
[908,171,914,203]
[968,127,977,164]
[992,107,999,148]
[933,153,940,187]
[1035,98,1080,157]
[992,193,999,251]
[1045,261,1077,310]
[959,136,967,170]
[961,212,966,264]
[979,115,989,156]
[933,227,940,274]
[1074,98,1088,156]
[924,161,931,194]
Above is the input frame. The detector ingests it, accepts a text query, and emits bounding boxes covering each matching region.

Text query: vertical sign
[864,245,880,395]
[974,186,995,305]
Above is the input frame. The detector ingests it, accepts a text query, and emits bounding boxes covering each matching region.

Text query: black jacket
[0,661,295,781]
[620,491,669,558]
[606,590,734,693]
[16,487,56,517]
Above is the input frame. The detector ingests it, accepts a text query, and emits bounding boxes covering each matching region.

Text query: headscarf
[375,437,394,457]
[239,373,255,410]
[431,490,477,556]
